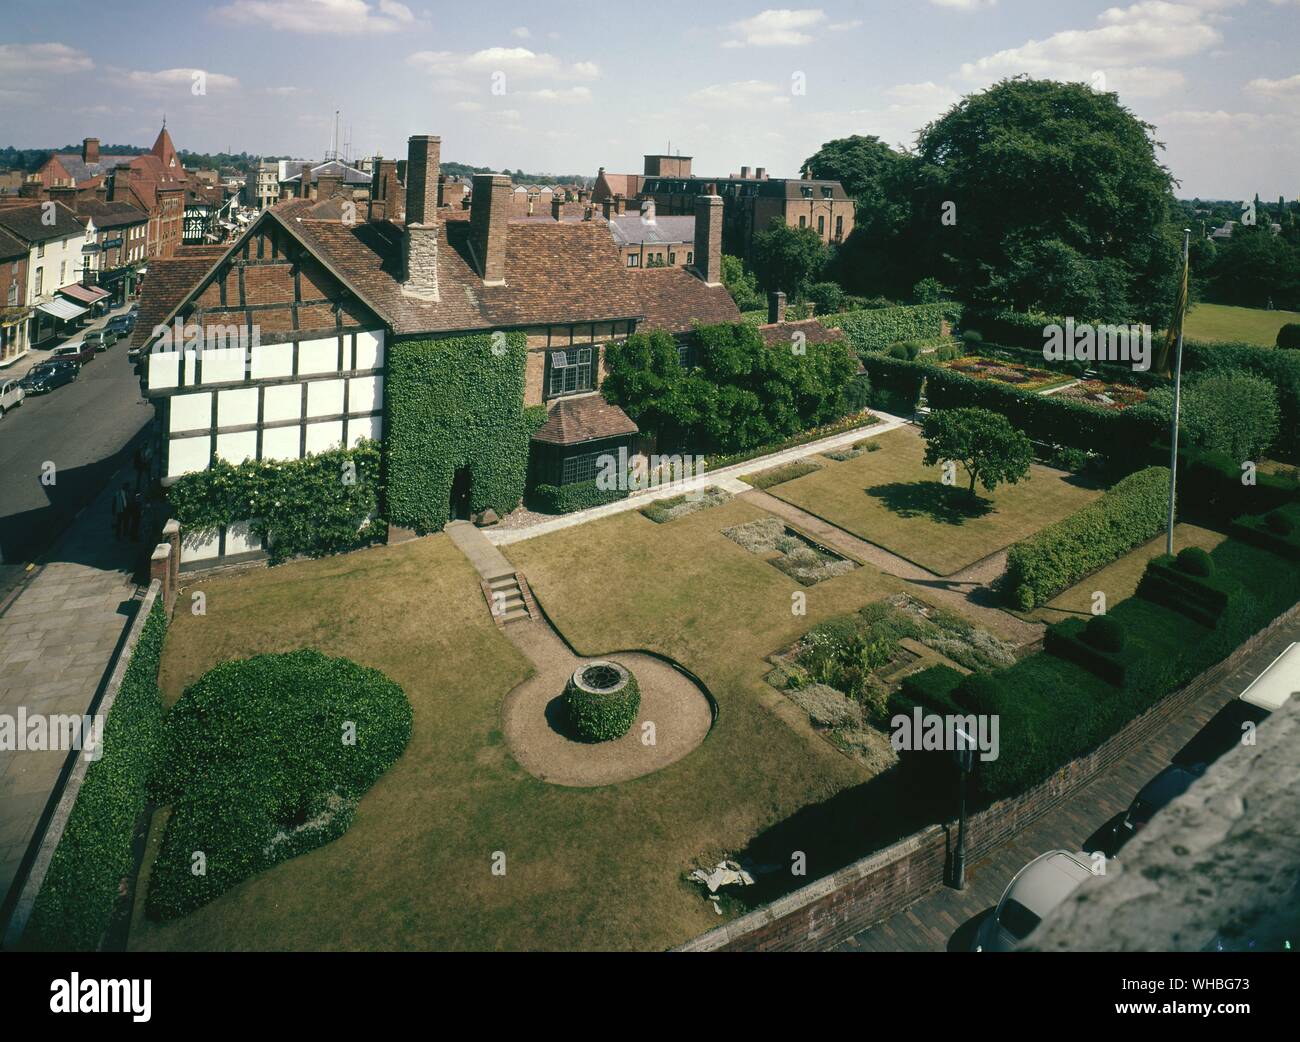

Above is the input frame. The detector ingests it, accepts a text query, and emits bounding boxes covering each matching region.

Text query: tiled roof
[276,199,644,334]
[0,201,84,244]
[630,267,740,334]
[532,393,639,445]
[609,214,695,246]
[50,153,135,184]
[75,199,149,229]
[756,318,847,349]
[0,227,26,259]
[131,256,217,346]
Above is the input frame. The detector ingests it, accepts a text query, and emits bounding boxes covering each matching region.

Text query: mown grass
[1182,302,1300,347]
[767,427,1100,575]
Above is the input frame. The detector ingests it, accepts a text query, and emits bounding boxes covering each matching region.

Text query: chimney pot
[740,166,752,179]
[755,167,766,180]
[768,291,787,325]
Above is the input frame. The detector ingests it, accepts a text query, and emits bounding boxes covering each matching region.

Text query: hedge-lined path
[834,614,1300,952]
[0,475,143,921]
[740,489,1041,646]
[498,618,713,786]
[443,519,714,785]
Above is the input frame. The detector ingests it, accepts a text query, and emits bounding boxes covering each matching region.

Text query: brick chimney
[552,195,563,221]
[755,167,767,180]
[401,134,441,301]
[602,198,615,220]
[614,193,626,215]
[469,173,511,286]
[740,166,752,180]
[82,137,100,165]
[693,194,722,287]
[768,291,786,325]
[18,180,44,200]
[298,163,312,199]
[317,172,345,201]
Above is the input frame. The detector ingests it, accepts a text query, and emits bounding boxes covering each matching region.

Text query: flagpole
[1165,228,1191,556]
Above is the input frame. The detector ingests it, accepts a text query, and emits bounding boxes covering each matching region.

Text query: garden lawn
[132,500,906,951]
[1181,302,1300,347]
[767,427,1101,575]
[1028,523,1226,625]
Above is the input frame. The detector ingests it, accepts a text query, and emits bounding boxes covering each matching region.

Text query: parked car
[1098,763,1208,858]
[973,850,1094,951]
[18,360,78,395]
[0,377,25,415]
[85,328,119,351]
[49,341,94,365]
[106,313,135,336]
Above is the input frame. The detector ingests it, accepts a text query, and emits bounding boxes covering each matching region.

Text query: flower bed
[1053,378,1147,410]
[941,355,1073,392]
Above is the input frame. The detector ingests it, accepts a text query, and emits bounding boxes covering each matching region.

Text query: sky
[0,0,1297,200]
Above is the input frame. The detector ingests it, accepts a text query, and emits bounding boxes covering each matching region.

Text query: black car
[106,313,135,335]
[1099,763,1208,857]
[19,360,79,395]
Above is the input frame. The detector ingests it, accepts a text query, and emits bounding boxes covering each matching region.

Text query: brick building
[131,132,738,566]
[608,201,694,269]
[0,229,29,366]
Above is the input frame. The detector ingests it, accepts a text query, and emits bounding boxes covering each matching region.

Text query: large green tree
[921,407,1034,496]
[912,77,1182,324]
[750,218,831,297]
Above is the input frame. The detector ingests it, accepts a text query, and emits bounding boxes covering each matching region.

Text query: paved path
[834,615,1300,952]
[486,412,911,547]
[0,476,145,912]
[742,488,1040,645]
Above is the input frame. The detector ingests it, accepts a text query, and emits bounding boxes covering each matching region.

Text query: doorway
[450,466,473,521]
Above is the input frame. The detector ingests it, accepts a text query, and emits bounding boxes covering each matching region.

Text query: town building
[0,229,29,366]
[75,199,150,305]
[0,201,99,353]
[131,132,738,568]
[608,201,694,269]
[278,160,372,203]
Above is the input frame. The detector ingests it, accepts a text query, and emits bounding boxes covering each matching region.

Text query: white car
[0,377,24,416]
[973,850,1094,951]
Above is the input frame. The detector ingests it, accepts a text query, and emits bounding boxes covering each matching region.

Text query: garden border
[675,599,1300,952]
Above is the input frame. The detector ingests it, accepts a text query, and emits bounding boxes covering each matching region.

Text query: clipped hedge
[146,650,411,920]
[23,598,168,951]
[166,441,385,565]
[529,479,629,514]
[898,664,966,715]
[1176,447,1300,524]
[565,663,641,742]
[1138,554,1239,628]
[387,332,546,533]
[1001,466,1170,609]
[826,303,954,354]
[1230,503,1300,561]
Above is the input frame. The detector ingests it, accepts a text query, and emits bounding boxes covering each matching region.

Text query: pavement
[0,303,152,601]
[834,614,1300,952]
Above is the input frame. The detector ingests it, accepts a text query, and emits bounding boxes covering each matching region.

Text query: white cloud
[958,1,1219,97]
[885,81,960,108]
[524,86,593,103]
[215,0,416,35]
[1247,72,1300,96]
[689,80,790,107]
[828,19,862,30]
[408,47,599,81]
[511,26,531,38]
[0,42,93,83]
[116,67,241,92]
[722,8,825,48]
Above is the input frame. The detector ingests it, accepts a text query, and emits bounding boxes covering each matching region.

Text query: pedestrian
[128,489,144,541]
[133,444,147,492]
[112,483,129,540]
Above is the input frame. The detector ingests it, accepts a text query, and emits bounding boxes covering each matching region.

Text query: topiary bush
[1176,546,1214,577]
[1277,323,1300,350]
[1084,614,1126,652]
[146,650,411,920]
[565,661,641,742]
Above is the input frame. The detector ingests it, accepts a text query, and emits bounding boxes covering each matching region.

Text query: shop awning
[36,298,89,322]
[57,284,110,306]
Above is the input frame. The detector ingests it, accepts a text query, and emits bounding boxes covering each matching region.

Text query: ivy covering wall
[386,331,548,533]
[166,441,385,565]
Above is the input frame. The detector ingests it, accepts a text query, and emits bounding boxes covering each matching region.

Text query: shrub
[1001,466,1169,609]
[899,665,966,715]
[166,441,385,564]
[806,281,847,316]
[565,662,641,741]
[1142,372,1280,461]
[1177,447,1299,524]
[1267,510,1295,535]
[828,303,951,353]
[1176,546,1214,576]
[147,650,411,920]
[961,329,984,347]
[887,340,923,360]
[529,480,628,514]
[789,682,863,729]
[1277,323,1300,350]
[23,599,168,951]
[1085,614,1125,652]
[741,459,821,489]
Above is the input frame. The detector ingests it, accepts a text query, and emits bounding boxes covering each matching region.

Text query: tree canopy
[921,407,1034,496]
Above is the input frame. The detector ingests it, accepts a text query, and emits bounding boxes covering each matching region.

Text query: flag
[1153,248,1190,379]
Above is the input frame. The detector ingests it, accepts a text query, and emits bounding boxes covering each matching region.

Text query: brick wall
[678,602,1300,952]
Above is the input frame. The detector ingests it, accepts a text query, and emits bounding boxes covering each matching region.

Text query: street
[0,309,153,599]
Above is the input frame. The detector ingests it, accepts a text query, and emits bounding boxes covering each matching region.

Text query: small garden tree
[922,407,1034,496]
[751,218,830,298]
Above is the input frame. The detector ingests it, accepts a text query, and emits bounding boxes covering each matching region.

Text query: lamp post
[952,726,975,890]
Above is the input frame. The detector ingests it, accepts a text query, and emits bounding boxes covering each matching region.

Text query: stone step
[485,569,518,586]
[500,608,531,623]
[494,593,525,613]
